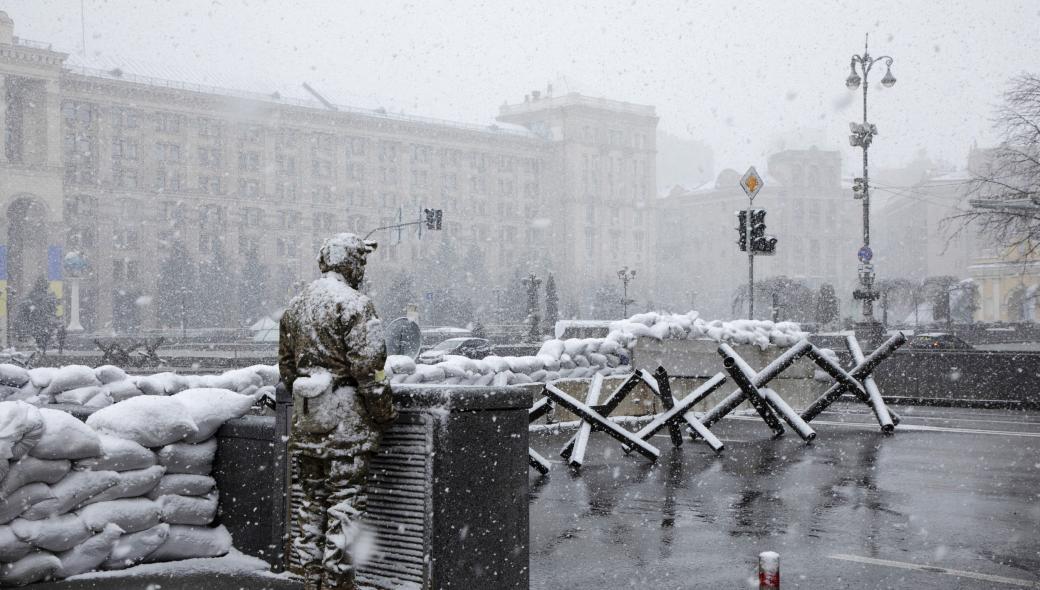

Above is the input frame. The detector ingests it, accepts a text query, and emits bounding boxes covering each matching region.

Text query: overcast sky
[3,0,1037,177]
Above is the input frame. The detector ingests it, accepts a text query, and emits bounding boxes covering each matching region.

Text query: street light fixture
[845,34,896,331]
[617,266,636,318]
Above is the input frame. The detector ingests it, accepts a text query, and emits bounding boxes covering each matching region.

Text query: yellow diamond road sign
[741,166,763,200]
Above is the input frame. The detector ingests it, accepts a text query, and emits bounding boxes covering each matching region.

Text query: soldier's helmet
[318,233,377,286]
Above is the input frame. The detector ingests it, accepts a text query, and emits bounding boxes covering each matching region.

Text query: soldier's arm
[278,312,299,391]
[346,300,397,425]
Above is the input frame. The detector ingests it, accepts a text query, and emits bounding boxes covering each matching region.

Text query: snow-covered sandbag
[22,471,120,520]
[442,377,462,385]
[0,365,29,388]
[0,525,31,563]
[536,354,561,372]
[151,372,190,395]
[492,371,514,387]
[0,457,70,497]
[389,374,407,384]
[248,364,280,387]
[559,355,576,370]
[0,483,54,524]
[132,376,164,397]
[147,474,215,499]
[56,523,124,577]
[94,365,128,385]
[211,368,263,393]
[436,360,468,380]
[573,355,590,368]
[472,374,494,387]
[587,353,608,368]
[54,385,105,406]
[101,379,144,403]
[385,355,416,376]
[78,498,160,534]
[82,466,165,505]
[27,368,57,390]
[75,435,156,473]
[10,514,91,552]
[0,401,44,462]
[86,396,198,448]
[156,438,217,476]
[102,523,169,570]
[40,365,100,396]
[0,552,61,585]
[413,365,445,383]
[172,388,256,443]
[537,340,565,360]
[29,408,102,461]
[529,370,547,383]
[0,385,19,402]
[511,373,534,385]
[145,524,232,562]
[157,492,218,526]
[482,356,510,373]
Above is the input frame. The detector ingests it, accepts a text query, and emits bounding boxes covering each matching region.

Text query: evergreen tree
[815,283,839,327]
[156,240,196,331]
[544,273,559,333]
[16,277,59,350]
[196,246,233,328]
[238,247,270,326]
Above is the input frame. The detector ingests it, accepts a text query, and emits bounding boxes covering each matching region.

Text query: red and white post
[759,551,780,589]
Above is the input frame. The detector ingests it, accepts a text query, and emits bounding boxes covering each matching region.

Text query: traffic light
[749,209,777,255]
[736,210,748,252]
[424,208,443,230]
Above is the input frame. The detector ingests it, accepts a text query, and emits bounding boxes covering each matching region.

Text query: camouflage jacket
[279,275,397,425]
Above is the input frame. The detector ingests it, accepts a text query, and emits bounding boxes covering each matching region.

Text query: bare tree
[954,74,1040,256]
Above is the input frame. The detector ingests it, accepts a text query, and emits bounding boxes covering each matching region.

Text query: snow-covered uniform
[279,233,397,590]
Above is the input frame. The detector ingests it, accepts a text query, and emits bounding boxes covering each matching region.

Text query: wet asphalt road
[529,404,1040,589]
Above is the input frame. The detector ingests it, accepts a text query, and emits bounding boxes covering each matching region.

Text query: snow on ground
[66,549,283,580]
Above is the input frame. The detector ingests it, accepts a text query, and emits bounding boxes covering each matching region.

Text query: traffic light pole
[747,201,754,318]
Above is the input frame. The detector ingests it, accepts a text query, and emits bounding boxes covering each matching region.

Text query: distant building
[0,12,657,335]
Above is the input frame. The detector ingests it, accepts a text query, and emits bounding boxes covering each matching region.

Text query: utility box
[216,383,532,590]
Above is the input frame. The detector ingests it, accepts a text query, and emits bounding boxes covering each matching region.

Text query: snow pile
[0,392,250,584]
[0,364,279,411]
[387,312,808,386]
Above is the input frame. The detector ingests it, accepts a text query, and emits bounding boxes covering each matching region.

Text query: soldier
[279,233,397,590]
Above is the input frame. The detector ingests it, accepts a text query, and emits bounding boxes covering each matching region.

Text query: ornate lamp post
[63,250,89,333]
[617,266,636,318]
[845,34,896,330]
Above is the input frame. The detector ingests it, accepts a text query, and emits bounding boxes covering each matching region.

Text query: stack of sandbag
[0,388,255,584]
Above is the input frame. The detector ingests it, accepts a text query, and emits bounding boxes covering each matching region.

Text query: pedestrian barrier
[530,334,907,474]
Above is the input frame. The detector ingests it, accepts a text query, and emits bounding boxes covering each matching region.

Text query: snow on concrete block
[0,551,62,586]
[145,524,232,562]
[22,471,120,520]
[102,523,169,570]
[0,457,71,497]
[0,365,30,388]
[29,409,102,461]
[157,492,218,526]
[172,389,256,443]
[78,498,161,534]
[155,438,217,476]
[10,513,91,552]
[86,396,198,448]
[147,474,215,499]
[0,483,54,524]
[56,523,124,578]
[81,466,165,505]
[75,435,156,473]
[0,524,32,563]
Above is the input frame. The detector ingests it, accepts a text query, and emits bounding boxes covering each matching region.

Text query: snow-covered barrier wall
[0,388,258,585]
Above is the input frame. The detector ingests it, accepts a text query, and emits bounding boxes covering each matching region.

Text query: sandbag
[0,401,44,462]
[102,523,169,570]
[27,368,57,390]
[0,365,29,388]
[147,474,215,499]
[145,524,231,562]
[54,386,106,406]
[248,364,280,387]
[29,409,102,461]
[74,435,156,472]
[10,514,91,552]
[0,457,70,497]
[78,498,161,534]
[86,396,198,448]
[157,492,218,526]
[0,483,54,524]
[40,365,100,397]
[172,388,256,443]
[150,372,190,395]
[133,376,164,396]
[0,385,21,402]
[102,380,144,403]
[94,365,128,385]
[81,466,165,505]
[156,438,217,475]
[0,552,62,585]
[22,471,119,520]
[0,525,31,563]
[56,523,123,578]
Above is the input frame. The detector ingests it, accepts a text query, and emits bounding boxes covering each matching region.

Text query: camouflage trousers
[287,431,379,590]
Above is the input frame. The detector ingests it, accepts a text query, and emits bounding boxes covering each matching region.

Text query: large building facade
[0,13,658,336]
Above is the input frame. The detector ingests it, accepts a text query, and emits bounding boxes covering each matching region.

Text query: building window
[379,141,397,162]
[412,144,431,164]
[380,167,398,186]
[155,142,181,163]
[312,159,332,178]
[199,176,222,195]
[238,179,261,198]
[346,162,365,181]
[240,125,263,143]
[198,147,222,167]
[113,169,138,189]
[239,151,261,172]
[155,112,180,133]
[312,185,332,202]
[112,139,137,161]
[276,182,297,201]
[346,137,366,157]
[198,117,223,138]
[277,155,296,175]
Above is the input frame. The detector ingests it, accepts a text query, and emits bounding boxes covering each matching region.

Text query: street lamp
[846,34,896,330]
[617,266,636,318]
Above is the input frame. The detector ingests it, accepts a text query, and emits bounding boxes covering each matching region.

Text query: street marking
[820,410,1040,427]
[726,415,1040,438]
[828,554,1040,588]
